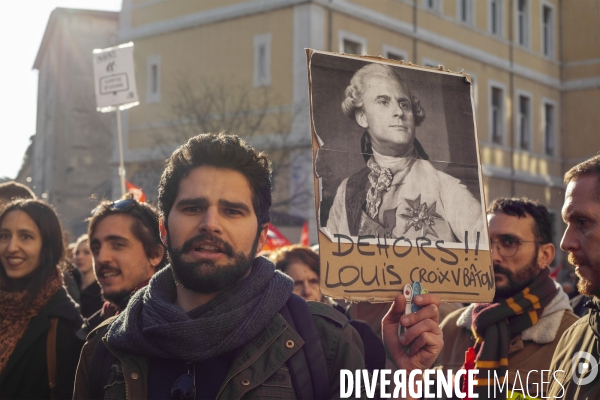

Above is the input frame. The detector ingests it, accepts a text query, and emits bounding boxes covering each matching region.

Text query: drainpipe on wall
[509,0,516,197]
[413,0,418,63]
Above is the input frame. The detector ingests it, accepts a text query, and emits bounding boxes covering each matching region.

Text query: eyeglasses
[491,235,539,258]
[91,198,139,216]
[171,363,196,399]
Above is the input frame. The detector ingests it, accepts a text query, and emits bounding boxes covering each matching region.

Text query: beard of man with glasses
[432,197,578,399]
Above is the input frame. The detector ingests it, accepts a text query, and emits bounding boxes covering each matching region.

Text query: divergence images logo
[571,351,598,386]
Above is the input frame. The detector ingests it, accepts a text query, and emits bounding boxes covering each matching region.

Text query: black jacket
[0,287,84,400]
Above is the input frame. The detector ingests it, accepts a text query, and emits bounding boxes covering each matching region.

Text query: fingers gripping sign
[382,291,444,373]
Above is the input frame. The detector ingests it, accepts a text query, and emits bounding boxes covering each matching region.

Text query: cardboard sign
[306,50,493,303]
[92,42,139,112]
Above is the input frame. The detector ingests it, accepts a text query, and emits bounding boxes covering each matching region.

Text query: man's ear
[256,223,270,253]
[538,242,556,269]
[355,108,368,129]
[149,245,165,270]
[159,218,168,247]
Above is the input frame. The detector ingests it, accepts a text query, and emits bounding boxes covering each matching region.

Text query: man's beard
[493,251,540,301]
[169,232,260,294]
[101,289,131,309]
[570,253,600,297]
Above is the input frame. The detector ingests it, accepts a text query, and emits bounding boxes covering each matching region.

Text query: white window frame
[488,0,504,36]
[457,0,475,25]
[423,0,442,12]
[515,0,530,48]
[253,33,272,88]
[488,80,506,145]
[542,98,557,157]
[146,55,161,104]
[540,1,555,58]
[382,44,408,62]
[338,30,367,55]
[516,89,533,151]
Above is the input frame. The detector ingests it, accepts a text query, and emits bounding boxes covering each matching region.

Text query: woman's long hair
[0,199,65,306]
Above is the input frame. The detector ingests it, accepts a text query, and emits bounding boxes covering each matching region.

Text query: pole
[116,107,126,197]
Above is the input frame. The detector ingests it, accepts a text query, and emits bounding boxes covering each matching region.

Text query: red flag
[262,223,291,251]
[300,220,309,246]
[125,181,147,203]
[550,263,562,280]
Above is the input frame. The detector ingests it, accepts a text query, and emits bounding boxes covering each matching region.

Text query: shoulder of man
[434,306,472,371]
[547,316,598,398]
[305,300,365,398]
[307,301,351,327]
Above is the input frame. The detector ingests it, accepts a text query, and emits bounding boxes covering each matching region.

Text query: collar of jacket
[100,312,303,400]
[456,281,572,344]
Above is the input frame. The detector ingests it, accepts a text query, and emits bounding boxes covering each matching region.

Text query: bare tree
[148,76,313,215]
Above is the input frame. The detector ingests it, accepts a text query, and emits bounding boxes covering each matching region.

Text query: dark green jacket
[547,316,600,399]
[0,287,84,400]
[73,301,366,399]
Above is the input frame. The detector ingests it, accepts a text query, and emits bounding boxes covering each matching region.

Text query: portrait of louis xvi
[324,63,484,243]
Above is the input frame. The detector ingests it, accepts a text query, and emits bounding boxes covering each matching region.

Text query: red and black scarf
[464,268,557,399]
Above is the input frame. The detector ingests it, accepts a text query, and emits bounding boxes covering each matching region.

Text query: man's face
[355,75,415,157]
[166,166,268,294]
[561,175,600,297]
[488,212,547,300]
[90,214,159,305]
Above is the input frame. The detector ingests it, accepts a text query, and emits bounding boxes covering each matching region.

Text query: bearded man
[547,155,600,398]
[73,133,444,399]
[433,197,577,399]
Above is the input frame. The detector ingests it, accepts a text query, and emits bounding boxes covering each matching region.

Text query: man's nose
[199,207,222,234]
[94,246,112,268]
[560,225,578,252]
[490,241,503,264]
[392,102,404,118]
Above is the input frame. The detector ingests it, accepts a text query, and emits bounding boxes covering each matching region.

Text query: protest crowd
[0,130,598,399]
[1,35,600,399]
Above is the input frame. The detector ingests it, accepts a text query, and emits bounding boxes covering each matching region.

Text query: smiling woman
[0,199,84,399]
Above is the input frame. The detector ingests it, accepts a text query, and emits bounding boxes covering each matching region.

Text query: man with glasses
[546,155,600,398]
[84,197,166,329]
[73,133,444,399]
[432,197,577,398]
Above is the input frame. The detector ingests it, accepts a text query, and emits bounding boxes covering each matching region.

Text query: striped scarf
[466,268,557,399]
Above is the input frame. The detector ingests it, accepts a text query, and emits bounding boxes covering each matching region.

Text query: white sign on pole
[93,42,139,112]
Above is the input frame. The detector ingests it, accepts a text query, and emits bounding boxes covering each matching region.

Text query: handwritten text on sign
[323,232,493,298]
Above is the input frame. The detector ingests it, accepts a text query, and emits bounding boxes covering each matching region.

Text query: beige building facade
[115,0,599,257]
[30,8,118,236]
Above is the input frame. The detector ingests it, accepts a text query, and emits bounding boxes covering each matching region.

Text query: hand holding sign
[382,292,443,372]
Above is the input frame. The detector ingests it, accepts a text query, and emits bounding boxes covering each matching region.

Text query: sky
[0,0,122,180]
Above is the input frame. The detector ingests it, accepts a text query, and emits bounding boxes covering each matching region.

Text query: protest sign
[92,42,139,112]
[306,50,493,302]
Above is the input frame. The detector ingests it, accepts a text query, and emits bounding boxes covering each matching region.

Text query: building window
[458,0,474,24]
[338,31,366,55]
[422,58,442,69]
[489,0,503,36]
[544,102,556,156]
[518,94,531,150]
[424,0,441,11]
[542,4,554,57]
[382,45,407,62]
[343,39,361,55]
[517,0,529,47]
[490,86,504,144]
[253,33,271,87]
[146,55,161,104]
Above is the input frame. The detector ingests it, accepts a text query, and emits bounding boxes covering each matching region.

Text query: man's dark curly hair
[487,197,553,244]
[158,132,272,228]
